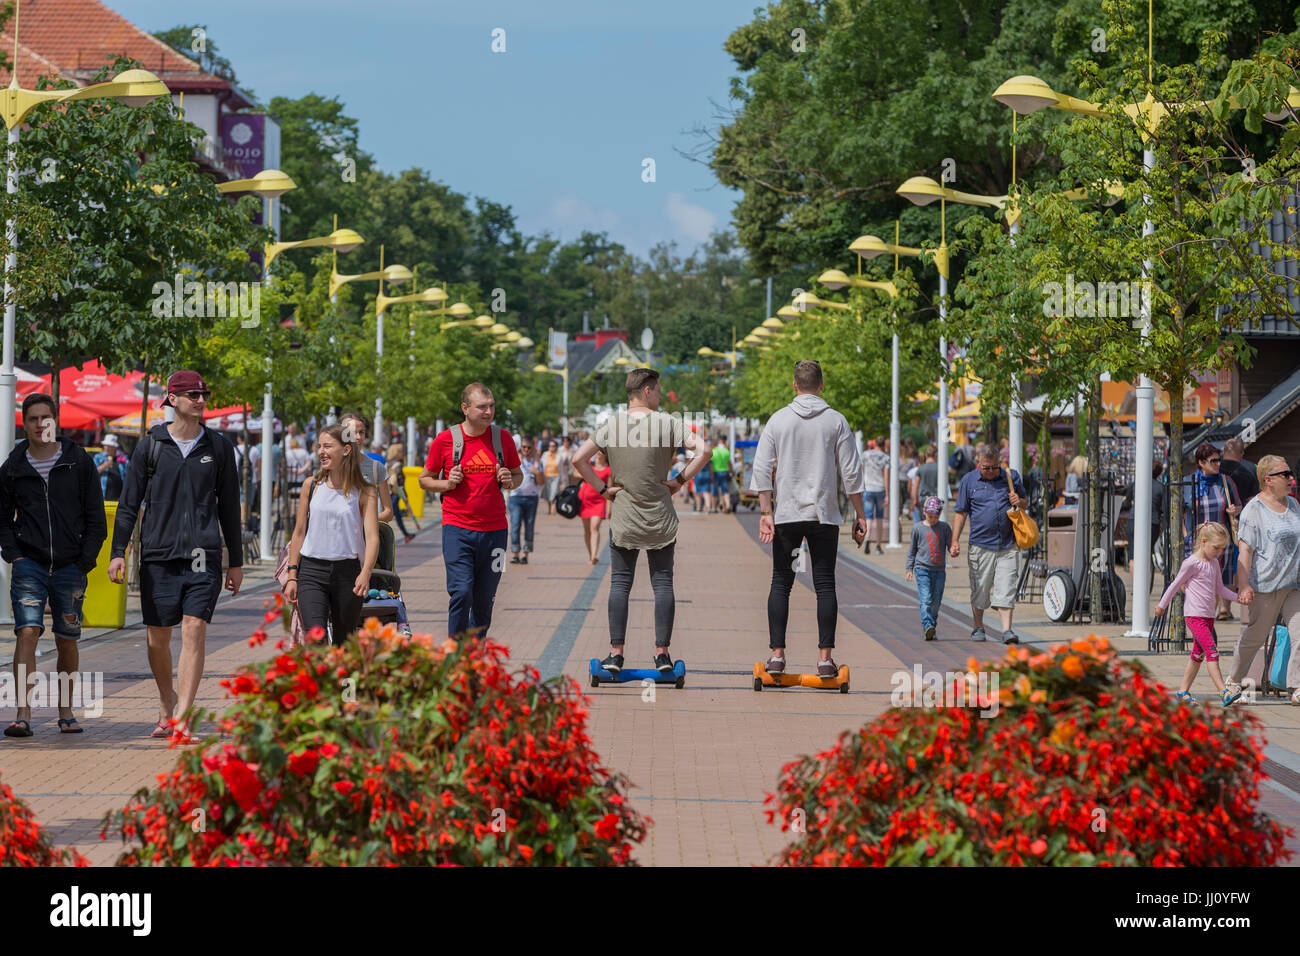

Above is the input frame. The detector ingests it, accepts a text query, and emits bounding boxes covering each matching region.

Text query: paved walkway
[0,505,1296,866]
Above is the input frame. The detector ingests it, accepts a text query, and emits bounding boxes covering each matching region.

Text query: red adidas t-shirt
[426,425,521,531]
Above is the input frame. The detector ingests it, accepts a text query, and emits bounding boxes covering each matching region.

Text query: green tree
[8,57,264,409]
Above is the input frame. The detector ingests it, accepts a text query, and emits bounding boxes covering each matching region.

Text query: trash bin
[403,466,426,519]
[1047,506,1076,569]
[82,501,126,628]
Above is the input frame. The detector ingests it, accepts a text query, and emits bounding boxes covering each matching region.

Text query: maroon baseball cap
[162,370,208,406]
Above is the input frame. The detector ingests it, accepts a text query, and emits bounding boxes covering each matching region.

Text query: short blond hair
[1257,454,1287,481]
[1195,521,1230,549]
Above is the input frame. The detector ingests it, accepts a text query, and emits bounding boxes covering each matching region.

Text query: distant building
[0,0,282,232]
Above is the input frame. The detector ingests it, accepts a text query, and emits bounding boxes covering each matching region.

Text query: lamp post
[820,257,902,545]
[992,72,1165,636]
[533,365,569,435]
[259,221,363,559]
[374,266,449,441]
[895,176,1006,516]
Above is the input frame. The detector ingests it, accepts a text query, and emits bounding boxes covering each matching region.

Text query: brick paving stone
[2,502,1296,866]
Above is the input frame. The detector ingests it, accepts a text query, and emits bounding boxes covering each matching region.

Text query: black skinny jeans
[608,541,675,648]
[768,522,839,649]
[297,556,363,645]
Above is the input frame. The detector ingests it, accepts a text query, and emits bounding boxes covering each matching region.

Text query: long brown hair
[313,423,366,498]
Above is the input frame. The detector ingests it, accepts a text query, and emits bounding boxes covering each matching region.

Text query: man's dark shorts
[141,558,222,627]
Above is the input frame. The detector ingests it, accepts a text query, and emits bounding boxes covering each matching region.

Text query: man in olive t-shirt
[571,368,710,675]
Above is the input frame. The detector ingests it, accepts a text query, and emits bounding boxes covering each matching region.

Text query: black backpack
[555,484,581,519]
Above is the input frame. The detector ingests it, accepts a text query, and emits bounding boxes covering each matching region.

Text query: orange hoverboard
[752,662,849,693]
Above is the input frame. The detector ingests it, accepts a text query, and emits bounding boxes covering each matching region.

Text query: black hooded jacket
[0,437,107,572]
[110,423,242,567]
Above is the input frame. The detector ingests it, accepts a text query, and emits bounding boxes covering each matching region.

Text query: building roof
[1183,363,1300,455]
[0,0,253,107]
[1230,189,1300,337]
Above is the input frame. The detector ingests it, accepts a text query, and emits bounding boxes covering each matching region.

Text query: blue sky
[109,0,763,258]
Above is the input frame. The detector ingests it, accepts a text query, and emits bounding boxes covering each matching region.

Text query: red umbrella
[60,364,154,419]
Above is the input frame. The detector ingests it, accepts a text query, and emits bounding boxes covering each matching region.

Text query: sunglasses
[176,390,211,401]
[1268,470,1294,480]
[1204,458,1221,464]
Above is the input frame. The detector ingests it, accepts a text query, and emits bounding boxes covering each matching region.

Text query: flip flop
[150,720,172,738]
[4,719,32,738]
[56,718,83,734]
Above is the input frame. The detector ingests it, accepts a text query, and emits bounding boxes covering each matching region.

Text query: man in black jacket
[0,393,106,737]
[108,371,242,741]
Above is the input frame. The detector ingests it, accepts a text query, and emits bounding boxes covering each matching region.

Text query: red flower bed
[0,773,87,866]
[103,605,646,866]
[767,637,1291,866]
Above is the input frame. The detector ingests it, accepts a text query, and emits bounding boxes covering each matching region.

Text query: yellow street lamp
[791,291,851,312]
[440,312,494,330]
[265,227,363,271]
[216,168,296,197]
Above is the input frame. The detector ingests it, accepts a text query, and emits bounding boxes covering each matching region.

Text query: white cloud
[549,195,620,233]
[665,192,717,244]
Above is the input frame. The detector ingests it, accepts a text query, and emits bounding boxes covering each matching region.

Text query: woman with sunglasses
[1184,442,1242,619]
[1223,454,1300,706]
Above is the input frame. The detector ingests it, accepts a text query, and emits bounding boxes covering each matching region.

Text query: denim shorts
[11,561,88,640]
[711,471,730,496]
[141,558,223,627]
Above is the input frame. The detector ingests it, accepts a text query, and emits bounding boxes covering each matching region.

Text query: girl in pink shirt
[1155,522,1239,706]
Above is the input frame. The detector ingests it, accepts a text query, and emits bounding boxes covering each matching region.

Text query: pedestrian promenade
[0,505,1296,866]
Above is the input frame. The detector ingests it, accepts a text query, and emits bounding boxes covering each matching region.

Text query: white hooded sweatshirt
[749,393,864,526]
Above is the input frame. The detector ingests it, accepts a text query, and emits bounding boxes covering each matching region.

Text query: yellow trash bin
[403,466,427,520]
[82,501,126,628]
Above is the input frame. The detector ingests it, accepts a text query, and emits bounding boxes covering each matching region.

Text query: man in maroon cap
[108,370,243,741]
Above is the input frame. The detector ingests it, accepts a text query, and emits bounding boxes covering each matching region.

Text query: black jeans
[297,556,363,644]
[608,540,675,648]
[768,521,839,649]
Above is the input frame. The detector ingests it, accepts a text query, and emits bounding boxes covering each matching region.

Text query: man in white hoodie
[751,361,867,677]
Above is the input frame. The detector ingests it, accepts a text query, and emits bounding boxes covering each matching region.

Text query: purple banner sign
[220,113,266,181]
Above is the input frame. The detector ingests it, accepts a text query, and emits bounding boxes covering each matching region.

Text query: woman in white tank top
[282,424,380,643]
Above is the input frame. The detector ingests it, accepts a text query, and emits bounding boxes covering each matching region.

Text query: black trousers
[608,540,675,647]
[297,556,363,644]
[768,521,839,649]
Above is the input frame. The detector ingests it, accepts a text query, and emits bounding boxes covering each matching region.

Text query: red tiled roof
[0,0,238,96]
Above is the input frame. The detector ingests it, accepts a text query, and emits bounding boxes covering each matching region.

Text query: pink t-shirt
[1158,554,1237,618]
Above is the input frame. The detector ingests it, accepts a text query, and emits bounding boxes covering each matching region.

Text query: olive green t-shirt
[594,411,685,550]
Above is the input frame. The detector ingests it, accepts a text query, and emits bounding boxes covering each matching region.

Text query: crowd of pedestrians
[2,360,1299,744]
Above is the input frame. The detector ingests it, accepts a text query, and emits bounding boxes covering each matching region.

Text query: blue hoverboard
[589,658,686,689]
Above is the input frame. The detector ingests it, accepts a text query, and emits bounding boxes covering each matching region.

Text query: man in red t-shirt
[420,383,522,637]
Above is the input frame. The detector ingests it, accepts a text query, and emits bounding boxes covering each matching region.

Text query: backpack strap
[452,424,464,467]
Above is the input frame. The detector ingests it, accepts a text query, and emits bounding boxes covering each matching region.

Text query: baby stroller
[358,523,412,636]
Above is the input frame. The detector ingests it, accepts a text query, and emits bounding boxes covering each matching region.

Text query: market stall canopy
[106,407,167,432]
[1022,394,1078,418]
[204,407,282,433]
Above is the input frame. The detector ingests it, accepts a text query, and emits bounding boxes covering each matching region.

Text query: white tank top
[300,481,364,561]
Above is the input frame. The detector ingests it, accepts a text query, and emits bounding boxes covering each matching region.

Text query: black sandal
[4,719,32,738]
[57,718,83,734]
